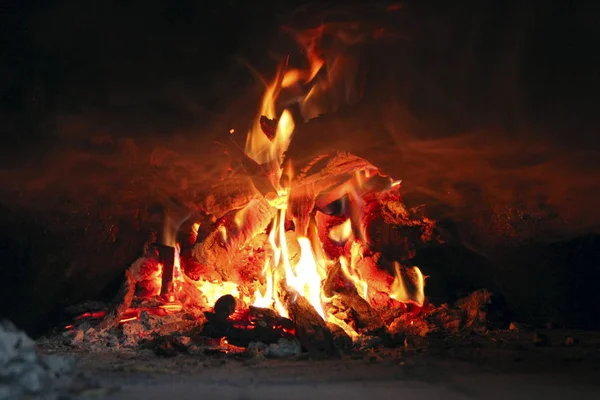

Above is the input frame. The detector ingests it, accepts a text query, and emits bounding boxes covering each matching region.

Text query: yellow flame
[326,313,358,340]
[329,218,353,243]
[272,109,295,169]
[251,206,326,320]
[173,244,184,292]
[390,262,425,306]
[244,69,281,166]
[286,236,326,319]
[194,279,241,307]
[251,210,289,318]
[234,207,247,230]
[218,225,228,243]
[252,259,274,309]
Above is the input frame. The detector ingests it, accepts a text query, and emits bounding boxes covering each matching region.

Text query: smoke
[284,0,600,247]
[1,0,598,245]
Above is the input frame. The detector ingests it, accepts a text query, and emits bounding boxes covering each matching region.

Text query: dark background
[1,0,599,334]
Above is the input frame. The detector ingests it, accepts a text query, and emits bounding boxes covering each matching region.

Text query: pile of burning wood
[58,150,444,356]
[52,22,496,358]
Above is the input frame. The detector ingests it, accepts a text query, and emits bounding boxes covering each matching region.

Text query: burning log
[201,175,260,218]
[249,306,294,331]
[323,263,384,333]
[192,197,276,281]
[292,152,391,213]
[63,301,108,317]
[201,296,294,348]
[201,319,287,348]
[362,189,436,259]
[285,291,337,358]
[156,244,175,296]
[213,294,237,320]
[288,182,316,237]
[326,322,353,351]
[96,270,136,331]
[336,289,384,333]
[315,211,348,258]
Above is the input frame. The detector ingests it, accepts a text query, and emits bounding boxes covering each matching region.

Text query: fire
[339,241,368,302]
[390,262,425,307]
[329,218,352,243]
[193,279,240,306]
[69,23,429,341]
[240,29,426,336]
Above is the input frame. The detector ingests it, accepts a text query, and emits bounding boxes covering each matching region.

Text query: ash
[0,320,75,400]
[42,289,499,362]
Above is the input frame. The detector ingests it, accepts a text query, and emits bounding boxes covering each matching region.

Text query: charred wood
[156,245,175,296]
[62,301,108,317]
[202,313,290,348]
[286,290,337,358]
[249,306,294,331]
[336,289,384,334]
[213,294,237,320]
[326,322,353,351]
[96,270,136,331]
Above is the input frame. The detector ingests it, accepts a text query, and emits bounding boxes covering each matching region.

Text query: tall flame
[241,23,426,336]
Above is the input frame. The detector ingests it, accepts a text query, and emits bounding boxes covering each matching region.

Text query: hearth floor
[39,329,600,400]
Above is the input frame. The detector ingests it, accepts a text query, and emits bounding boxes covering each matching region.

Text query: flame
[172,245,184,293]
[390,262,425,307]
[286,236,326,319]
[329,218,352,243]
[194,279,241,307]
[243,24,425,336]
[327,313,358,340]
[218,225,228,243]
[251,205,327,320]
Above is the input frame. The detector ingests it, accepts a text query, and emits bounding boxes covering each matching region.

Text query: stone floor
[43,329,600,399]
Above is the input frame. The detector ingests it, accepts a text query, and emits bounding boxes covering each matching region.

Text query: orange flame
[242,23,427,337]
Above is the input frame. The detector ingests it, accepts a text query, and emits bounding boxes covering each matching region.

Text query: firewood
[314,211,347,259]
[287,152,396,238]
[285,290,337,358]
[326,322,353,351]
[63,301,108,316]
[214,294,237,320]
[361,188,436,258]
[96,270,136,331]
[223,137,278,198]
[287,182,316,237]
[322,261,343,298]
[297,153,389,207]
[192,198,276,281]
[178,277,212,311]
[156,244,175,296]
[336,289,384,333]
[202,313,290,347]
[201,174,260,218]
[249,306,294,331]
